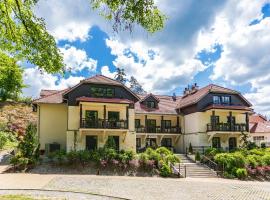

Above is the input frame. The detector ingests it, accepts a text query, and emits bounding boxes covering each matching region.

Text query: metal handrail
[135,126,181,134]
[201,155,223,176]
[207,123,247,132]
[80,118,128,129]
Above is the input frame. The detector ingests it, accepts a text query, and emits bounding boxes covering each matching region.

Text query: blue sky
[22,0,270,116]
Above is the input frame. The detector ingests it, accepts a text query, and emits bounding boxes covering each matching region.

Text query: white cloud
[60,45,97,73]
[101,66,116,79]
[35,0,108,42]
[106,39,205,93]
[23,67,84,98]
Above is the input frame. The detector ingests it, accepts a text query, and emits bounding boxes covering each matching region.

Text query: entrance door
[112,136,120,151]
[86,136,97,151]
[229,137,237,151]
[147,119,156,133]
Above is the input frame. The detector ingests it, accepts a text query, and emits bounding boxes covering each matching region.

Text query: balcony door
[147,119,156,133]
[85,110,98,128]
[108,111,120,128]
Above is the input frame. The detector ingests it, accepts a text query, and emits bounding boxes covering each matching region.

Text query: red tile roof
[135,95,180,115]
[76,97,134,104]
[177,84,252,109]
[250,114,267,123]
[40,89,59,97]
[250,121,270,133]
[139,93,160,103]
[33,89,68,104]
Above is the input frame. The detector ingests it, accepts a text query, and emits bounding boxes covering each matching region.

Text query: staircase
[174,154,217,178]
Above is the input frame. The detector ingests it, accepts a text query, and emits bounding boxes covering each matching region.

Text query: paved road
[0,174,269,200]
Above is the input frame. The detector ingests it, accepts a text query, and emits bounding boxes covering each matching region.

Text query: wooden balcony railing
[135,126,181,134]
[207,123,247,132]
[80,118,128,129]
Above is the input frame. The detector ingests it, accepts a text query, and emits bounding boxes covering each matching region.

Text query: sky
[22,0,270,117]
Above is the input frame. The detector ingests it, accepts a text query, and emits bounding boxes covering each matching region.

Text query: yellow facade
[38,103,68,150]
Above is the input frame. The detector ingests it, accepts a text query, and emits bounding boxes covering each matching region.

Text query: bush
[104,136,116,150]
[0,131,8,149]
[249,149,265,156]
[54,150,66,165]
[195,151,201,161]
[262,154,270,165]
[188,143,193,154]
[165,154,180,165]
[235,168,247,179]
[246,155,259,168]
[159,164,171,177]
[156,147,172,156]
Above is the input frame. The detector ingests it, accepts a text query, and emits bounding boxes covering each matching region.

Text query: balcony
[136,126,181,134]
[80,118,128,129]
[207,123,247,132]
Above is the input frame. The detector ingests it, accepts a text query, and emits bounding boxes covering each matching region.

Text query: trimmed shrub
[235,168,247,180]
[262,154,270,165]
[165,154,180,165]
[195,151,201,162]
[156,147,172,156]
[160,164,171,177]
[188,143,193,154]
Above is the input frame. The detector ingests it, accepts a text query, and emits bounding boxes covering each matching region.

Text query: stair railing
[201,155,223,176]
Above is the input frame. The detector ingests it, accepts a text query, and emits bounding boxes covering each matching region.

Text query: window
[108,111,120,121]
[222,96,231,104]
[253,136,264,141]
[164,120,171,128]
[85,110,98,121]
[136,138,141,148]
[147,101,156,108]
[212,137,221,148]
[161,138,172,147]
[227,116,235,124]
[135,119,141,128]
[211,115,219,124]
[90,87,115,98]
[213,96,220,104]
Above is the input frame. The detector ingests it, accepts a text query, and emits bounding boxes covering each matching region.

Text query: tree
[91,0,166,33]
[114,68,127,83]
[0,52,25,101]
[129,76,146,94]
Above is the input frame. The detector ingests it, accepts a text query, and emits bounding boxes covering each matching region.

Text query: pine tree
[129,76,146,94]
[114,68,127,84]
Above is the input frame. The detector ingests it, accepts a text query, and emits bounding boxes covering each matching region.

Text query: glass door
[85,110,98,128]
[147,119,156,133]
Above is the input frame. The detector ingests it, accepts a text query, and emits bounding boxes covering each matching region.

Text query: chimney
[191,83,199,94]
[183,87,189,96]
[172,93,177,101]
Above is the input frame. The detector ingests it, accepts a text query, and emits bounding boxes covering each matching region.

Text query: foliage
[240,132,257,150]
[129,76,146,94]
[188,142,193,154]
[195,151,201,161]
[104,136,117,150]
[114,68,127,84]
[90,0,166,33]
[10,123,39,170]
[0,0,64,73]
[159,164,171,177]
[214,148,270,179]
[205,148,224,158]
[156,147,172,156]
[235,168,248,180]
[0,131,17,150]
[0,53,25,101]
[165,154,180,165]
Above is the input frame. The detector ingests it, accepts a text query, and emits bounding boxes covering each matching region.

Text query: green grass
[0,195,36,200]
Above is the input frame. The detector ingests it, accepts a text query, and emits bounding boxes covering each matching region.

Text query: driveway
[0,174,269,200]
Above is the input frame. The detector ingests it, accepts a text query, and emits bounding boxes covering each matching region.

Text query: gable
[65,83,139,106]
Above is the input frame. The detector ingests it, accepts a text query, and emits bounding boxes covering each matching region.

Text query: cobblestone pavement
[44,175,270,200]
[0,189,121,200]
[0,174,270,200]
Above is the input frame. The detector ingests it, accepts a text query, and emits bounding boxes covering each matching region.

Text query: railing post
[184,165,187,178]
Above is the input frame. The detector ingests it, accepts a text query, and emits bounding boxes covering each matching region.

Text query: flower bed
[45,147,180,177]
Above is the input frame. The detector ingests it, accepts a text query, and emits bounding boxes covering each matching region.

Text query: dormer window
[213,96,220,104]
[222,96,230,104]
[147,101,156,108]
